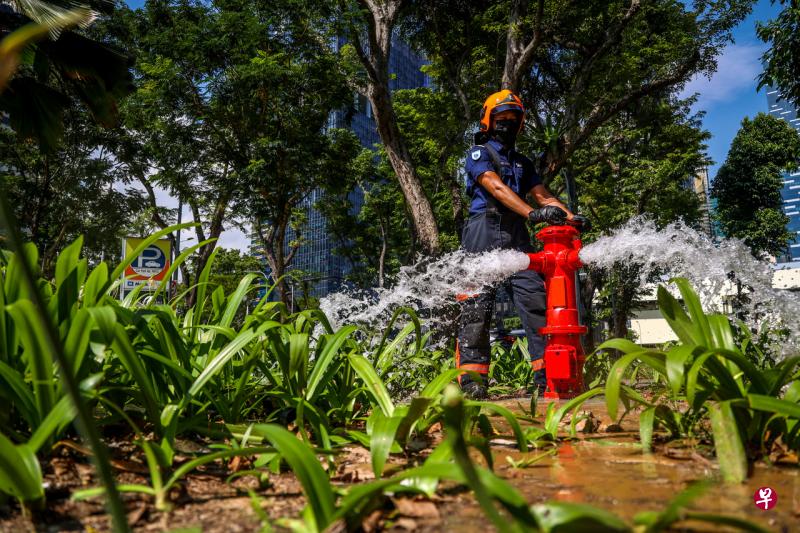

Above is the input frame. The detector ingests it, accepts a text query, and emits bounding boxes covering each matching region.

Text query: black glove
[528,206,567,225]
[569,214,592,232]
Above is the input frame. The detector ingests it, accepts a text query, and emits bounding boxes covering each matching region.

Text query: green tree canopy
[711,113,800,258]
[102,0,363,304]
[0,112,146,273]
[758,1,800,108]
[0,0,132,152]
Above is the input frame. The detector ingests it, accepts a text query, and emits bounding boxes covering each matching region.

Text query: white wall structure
[628,264,800,346]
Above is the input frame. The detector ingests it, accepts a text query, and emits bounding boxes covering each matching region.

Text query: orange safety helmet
[479,90,525,133]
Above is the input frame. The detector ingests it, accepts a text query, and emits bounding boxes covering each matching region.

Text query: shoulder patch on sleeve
[471,149,482,160]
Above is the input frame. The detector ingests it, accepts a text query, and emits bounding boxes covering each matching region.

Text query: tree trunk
[580,268,603,354]
[609,267,639,341]
[367,84,440,256]
[255,214,295,309]
[378,214,388,288]
[187,191,231,308]
[501,0,545,92]
[350,0,441,256]
[611,298,629,341]
[135,172,192,288]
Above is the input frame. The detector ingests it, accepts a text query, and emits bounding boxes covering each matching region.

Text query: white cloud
[680,42,765,107]
[123,180,251,253]
[217,224,252,251]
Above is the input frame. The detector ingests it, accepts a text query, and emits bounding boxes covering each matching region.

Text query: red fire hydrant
[526,225,587,399]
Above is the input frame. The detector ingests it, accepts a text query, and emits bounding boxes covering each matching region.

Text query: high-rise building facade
[692,167,715,239]
[253,37,429,300]
[767,89,800,263]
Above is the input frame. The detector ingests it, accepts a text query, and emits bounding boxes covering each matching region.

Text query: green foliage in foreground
[601,277,800,482]
[0,232,792,531]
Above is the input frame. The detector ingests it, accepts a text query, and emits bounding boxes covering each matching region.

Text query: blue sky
[680,0,782,180]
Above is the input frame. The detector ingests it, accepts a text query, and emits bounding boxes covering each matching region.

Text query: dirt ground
[1,397,798,532]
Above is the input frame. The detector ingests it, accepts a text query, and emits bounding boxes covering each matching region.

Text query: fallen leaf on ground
[393,498,441,520]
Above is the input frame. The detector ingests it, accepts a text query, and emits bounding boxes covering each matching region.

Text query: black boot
[460,374,488,400]
[531,369,547,398]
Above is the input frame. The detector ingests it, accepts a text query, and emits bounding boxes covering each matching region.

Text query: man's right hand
[528,206,567,225]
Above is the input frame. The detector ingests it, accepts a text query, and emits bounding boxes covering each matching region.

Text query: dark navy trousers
[457,211,547,387]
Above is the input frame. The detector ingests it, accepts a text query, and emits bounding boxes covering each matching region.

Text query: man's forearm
[478,172,535,218]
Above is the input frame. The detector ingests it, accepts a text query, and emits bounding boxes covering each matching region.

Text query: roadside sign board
[121,237,171,295]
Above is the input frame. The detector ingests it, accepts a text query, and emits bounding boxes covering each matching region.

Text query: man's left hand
[569,214,592,232]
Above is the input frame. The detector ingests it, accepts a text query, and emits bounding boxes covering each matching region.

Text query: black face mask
[491,118,520,147]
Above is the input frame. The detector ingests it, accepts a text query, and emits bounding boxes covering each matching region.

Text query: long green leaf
[748,394,800,419]
[469,400,528,452]
[288,333,310,384]
[596,337,649,355]
[549,388,605,435]
[531,501,628,533]
[348,354,394,417]
[0,360,37,427]
[395,397,433,445]
[657,284,701,346]
[220,273,259,329]
[665,344,693,397]
[605,352,665,420]
[419,368,463,399]
[0,432,42,502]
[709,401,747,483]
[673,278,712,347]
[28,395,76,453]
[767,357,800,397]
[111,323,161,427]
[305,325,356,401]
[82,261,108,307]
[7,300,55,422]
[686,351,715,407]
[375,321,416,373]
[188,329,259,398]
[63,308,93,377]
[332,462,459,526]
[250,424,335,530]
[192,245,219,335]
[370,411,404,478]
[374,307,422,370]
[441,386,515,533]
[639,406,655,453]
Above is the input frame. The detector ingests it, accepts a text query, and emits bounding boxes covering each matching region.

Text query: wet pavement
[439,397,800,532]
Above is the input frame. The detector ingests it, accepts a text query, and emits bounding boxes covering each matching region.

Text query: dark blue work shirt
[464,139,541,216]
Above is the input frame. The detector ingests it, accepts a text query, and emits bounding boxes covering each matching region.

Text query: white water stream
[319,248,530,331]
[580,217,800,354]
[320,217,800,354]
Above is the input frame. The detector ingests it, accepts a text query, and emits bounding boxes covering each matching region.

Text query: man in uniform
[457,89,590,399]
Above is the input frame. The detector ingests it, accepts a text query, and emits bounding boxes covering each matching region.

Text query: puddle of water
[441,398,799,531]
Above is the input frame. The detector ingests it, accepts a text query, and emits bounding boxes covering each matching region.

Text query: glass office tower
[767,88,800,262]
[254,37,429,300]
